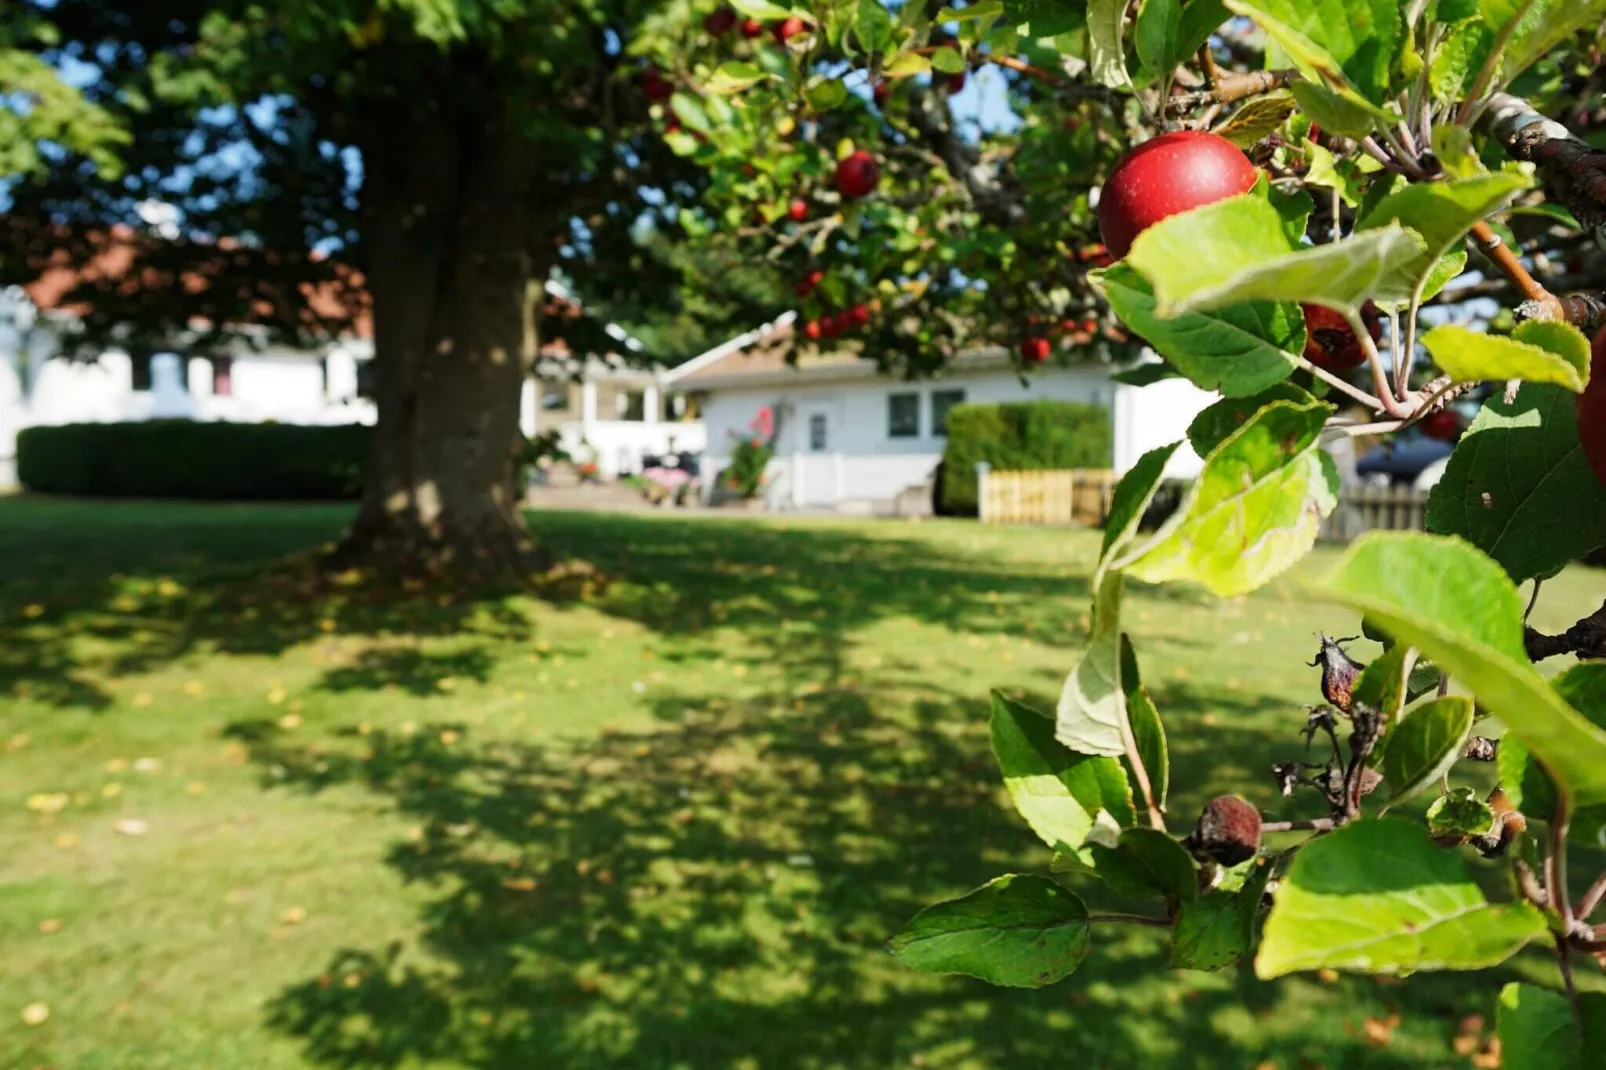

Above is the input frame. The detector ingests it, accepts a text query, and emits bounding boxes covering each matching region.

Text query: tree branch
[1525,600,1606,662]
[1467,221,1565,321]
[1482,93,1606,249]
[1164,69,1294,116]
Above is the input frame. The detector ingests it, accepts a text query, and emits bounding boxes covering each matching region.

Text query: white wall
[1112,375,1214,479]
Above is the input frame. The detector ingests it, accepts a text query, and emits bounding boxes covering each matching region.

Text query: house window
[888,392,920,438]
[131,352,153,392]
[809,413,828,451]
[617,389,645,422]
[541,382,569,411]
[213,357,233,397]
[932,389,965,436]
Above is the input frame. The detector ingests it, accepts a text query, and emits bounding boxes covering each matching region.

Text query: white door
[798,405,841,505]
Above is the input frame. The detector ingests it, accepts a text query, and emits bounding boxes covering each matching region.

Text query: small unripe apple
[802,319,822,340]
[641,67,673,104]
[1579,327,1606,490]
[946,71,966,93]
[1419,409,1461,441]
[787,198,808,222]
[772,16,807,44]
[1019,337,1050,363]
[873,80,891,106]
[835,151,879,200]
[704,8,736,35]
[795,268,823,297]
[740,17,763,37]
[848,303,870,327]
[1097,130,1258,259]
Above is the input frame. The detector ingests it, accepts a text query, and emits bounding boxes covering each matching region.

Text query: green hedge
[17,421,369,500]
[939,400,1112,515]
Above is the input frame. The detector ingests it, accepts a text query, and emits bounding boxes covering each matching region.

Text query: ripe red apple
[1419,409,1461,441]
[1020,337,1051,363]
[802,319,822,340]
[642,67,673,104]
[1096,130,1258,259]
[873,80,891,107]
[1300,301,1384,373]
[740,17,763,37]
[848,303,870,327]
[1578,327,1606,489]
[664,117,681,134]
[772,16,807,44]
[946,72,967,93]
[787,198,808,222]
[822,313,845,337]
[704,8,736,35]
[835,151,879,200]
[795,268,824,297]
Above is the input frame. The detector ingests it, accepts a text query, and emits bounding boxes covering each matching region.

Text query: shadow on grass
[242,678,1483,1070]
[0,503,1141,710]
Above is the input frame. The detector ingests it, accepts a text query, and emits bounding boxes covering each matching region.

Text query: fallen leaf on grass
[187,781,206,795]
[37,919,61,934]
[26,793,69,814]
[132,693,153,707]
[22,603,44,619]
[113,818,148,836]
[52,833,78,848]
[281,906,307,925]
[20,1002,49,1025]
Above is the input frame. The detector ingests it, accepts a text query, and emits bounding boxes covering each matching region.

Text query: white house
[666,312,1217,512]
[0,266,703,485]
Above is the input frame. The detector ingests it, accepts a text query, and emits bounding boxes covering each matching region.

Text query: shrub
[17,421,370,500]
[717,405,778,499]
[939,400,1112,515]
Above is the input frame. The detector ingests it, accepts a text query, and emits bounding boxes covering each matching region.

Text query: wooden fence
[978,465,1430,543]
[978,468,1119,527]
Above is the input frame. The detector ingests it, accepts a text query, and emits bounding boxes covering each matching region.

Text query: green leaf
[706,61,773,94]
[1426,787,1495,840]
[1086,0,1130,88]
[1098,264,1304,397]
[1056,572,1127,757]
[1497,983,1585,1070]
[1421,325,1585,390]
[1120,635,1169,809]
[888,874,1092,987]
[1212,92,1299,148]
[991,690,1135,853]
[1088,827,1197,901]
[929,46,966,73]
[804,78,850,111]
[1380,696,1476,808]
[1514,319,1592,383]
[1352,639,1412,725]
[1118,399,1339,597]
[1425,383,1606,582]
[1186,382,1316,457]
[1173,858,1273,971]
[1311,532,1606,809]
[1495,1,1606,87]
[1172,0,1231,70]
[1100,443,1181,565]
[1356,173,1532,304]
[728,0,794,19]
[1255,818,1547,978]
[1499,732,1559,825]
[1127,193,1427,315]
[854,0,894,53]
[943,0,1007,21]
[1001,0,1085,36]
[882,52,931,78]
[1133,0,1181,76]
[1289,79,1385,138]
[1109,360,1182,387]
[1224,0,1402,103]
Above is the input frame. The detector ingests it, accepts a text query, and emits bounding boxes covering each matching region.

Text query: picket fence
[976,465,1429,543]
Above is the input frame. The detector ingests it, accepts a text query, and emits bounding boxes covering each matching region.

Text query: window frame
[931,388,966,438]
[887,391,920,439]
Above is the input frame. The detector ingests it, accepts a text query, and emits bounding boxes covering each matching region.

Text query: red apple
[835,151,879,200]
[1578,326,1606,489]
[642,67,673,104]
[946,71,967,93]
[664,117,681,134]
[1419,409,1461,441]
[1020,337,1051,363]
[773,16,807,44]
[848,303,870,327]
[822,313,845,337]
[795,268,824,297]
[704,8,736,35]
[873,80,891,107]
[1096,130,1259,259]
[740,17,763,37]
[1300,302,1384,373]
[802,319,822,340]
[787,198,808,223]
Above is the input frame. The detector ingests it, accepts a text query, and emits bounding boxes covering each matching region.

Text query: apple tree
[659,1,1606,1058]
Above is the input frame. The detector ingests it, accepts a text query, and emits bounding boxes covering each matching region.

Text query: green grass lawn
[2,498,1602,1069]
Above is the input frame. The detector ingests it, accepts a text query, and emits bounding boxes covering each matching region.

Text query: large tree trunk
[334,105,551,581]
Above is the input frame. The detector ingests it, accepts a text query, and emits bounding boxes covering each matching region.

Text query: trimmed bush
[18,421,369,500]
[939,400,1112,515]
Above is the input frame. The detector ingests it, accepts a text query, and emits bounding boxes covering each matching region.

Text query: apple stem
[1352,310,1415,418]
[1297,354,1388,413]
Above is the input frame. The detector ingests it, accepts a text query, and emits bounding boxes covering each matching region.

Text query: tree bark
[333,103,551,581]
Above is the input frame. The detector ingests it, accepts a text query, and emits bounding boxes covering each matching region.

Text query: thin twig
[1467,221,1564,320]
[1525,578,1544,625]
[1296,354,1388,412]
[1197,44,1220,91]
[1261,817,1337,833]
[1456,9,1528,125]
[1163,69,1293,116]
[1579,869,1606,920]
[1549,788,1580,1017]
[1353,311,1415,418]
